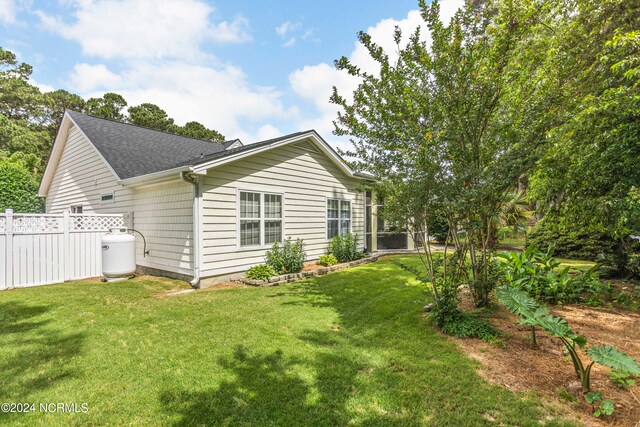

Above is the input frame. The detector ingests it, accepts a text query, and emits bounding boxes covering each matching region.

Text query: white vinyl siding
[131,181,194,276]
[46,125,133,214]
[201,139,365,278]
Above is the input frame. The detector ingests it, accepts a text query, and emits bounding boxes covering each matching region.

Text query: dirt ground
[452,289,640,426]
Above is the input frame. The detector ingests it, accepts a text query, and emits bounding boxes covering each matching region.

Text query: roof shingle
[67,110,235,179]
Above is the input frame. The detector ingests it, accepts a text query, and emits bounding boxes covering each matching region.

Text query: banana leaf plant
[496,286,640,392]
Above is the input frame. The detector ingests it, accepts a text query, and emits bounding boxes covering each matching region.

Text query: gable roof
[39,111,366,196]
[65,110,239,180]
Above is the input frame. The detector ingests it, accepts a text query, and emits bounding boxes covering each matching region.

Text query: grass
[0,256,574,426]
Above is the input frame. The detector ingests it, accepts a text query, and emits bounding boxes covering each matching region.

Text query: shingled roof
[66,110,242,180]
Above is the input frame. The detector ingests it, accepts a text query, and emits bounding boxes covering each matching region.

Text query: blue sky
[0,0,462,149]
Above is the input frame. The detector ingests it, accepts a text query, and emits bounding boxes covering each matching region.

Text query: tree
[174,121,225,142]
[0,151,45,212]
[0,113,50,172]
[42,89,86,127]
[128,103,174,131]
[0,48,43,121]
[331,0,549,308]
[84,92,128,121]
[527,0,640,275]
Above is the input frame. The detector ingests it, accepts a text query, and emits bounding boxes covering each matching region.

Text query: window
[327,198,351,239]
[70,205,83,214]
[239,191,283,247]
[101,192,114,204]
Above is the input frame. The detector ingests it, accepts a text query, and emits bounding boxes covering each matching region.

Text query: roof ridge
[66,109,233,146]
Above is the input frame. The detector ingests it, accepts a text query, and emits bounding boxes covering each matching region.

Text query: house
[38,110,389,286]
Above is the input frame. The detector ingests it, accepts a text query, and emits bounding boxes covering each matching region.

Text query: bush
[0,159,45,212]
[317,254,338,266]
[246,264,277,281]
[497,246,594,304]
[265,238,306,274]
[329,233,361,263]
[440,311,500,343]
[527,218,620,263]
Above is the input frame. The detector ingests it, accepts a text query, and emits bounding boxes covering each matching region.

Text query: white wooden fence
[0,209,124,289]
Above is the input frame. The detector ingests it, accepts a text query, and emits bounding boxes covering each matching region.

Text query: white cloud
[29,78,55,93]
[71,60,295,141]
[41,0,288,142]
[36,0,251,60]
[69,63,122,92]
[288,0,464,152]
[276,20,302,37]
[255,124,281,141]
[0,0,16,24]
[275,20,316,48]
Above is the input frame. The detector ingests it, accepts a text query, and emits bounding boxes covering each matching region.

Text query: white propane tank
[102,228,136,281]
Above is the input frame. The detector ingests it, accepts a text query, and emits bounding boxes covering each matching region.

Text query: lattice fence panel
[70,215,124,232]
[13,215,63,233]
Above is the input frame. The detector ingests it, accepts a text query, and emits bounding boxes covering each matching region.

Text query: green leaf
[587,345,640,375]
[495,286,539,318]
[584,391,602,404]
[599,400,615,416]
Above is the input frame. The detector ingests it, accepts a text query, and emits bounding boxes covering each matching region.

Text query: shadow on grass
[163,259,568,425]
[0,301,85,415]
[161,344,417,426]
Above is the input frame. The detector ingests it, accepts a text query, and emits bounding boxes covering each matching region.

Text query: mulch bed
[451,288,640,426]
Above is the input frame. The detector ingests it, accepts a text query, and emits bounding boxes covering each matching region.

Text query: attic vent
[296,141,319,153]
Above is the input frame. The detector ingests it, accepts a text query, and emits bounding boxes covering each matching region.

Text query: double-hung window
[239,191,282,247]
[327,199,351,239]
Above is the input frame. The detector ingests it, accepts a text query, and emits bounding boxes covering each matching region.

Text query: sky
[0,0,463,150]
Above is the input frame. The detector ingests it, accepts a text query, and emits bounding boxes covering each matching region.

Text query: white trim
[236,188,285,251]
[37,115,72,197]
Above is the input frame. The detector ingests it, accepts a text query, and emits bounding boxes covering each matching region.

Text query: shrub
[0,159,45,212]
[440,311,500,343]
[526,218,640,279]
[497,246,596,305]
[329,233,360,263]
[246,264,277,281]
[317,254,338,266]
[265,238,306,274]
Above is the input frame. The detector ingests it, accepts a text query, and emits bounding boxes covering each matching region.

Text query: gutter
[180,171,201,288]
[118,166,191,187]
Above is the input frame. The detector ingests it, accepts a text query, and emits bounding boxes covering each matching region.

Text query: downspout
[180,171,201,288]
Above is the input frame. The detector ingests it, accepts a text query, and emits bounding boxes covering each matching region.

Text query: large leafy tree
[331,0,553,307]
[527,0,640,272]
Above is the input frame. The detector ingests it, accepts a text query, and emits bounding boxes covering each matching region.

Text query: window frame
[70,205,83,214]
[236,188,285,250]
[326,197,352,241]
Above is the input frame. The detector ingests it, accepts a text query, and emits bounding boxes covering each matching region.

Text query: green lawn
[0,256,573,426]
